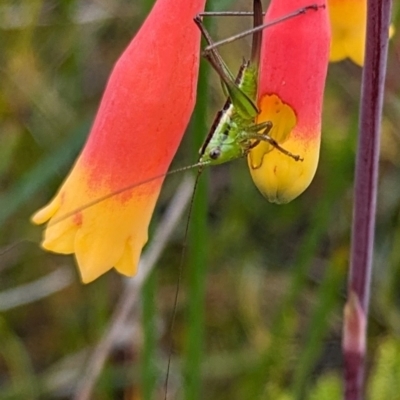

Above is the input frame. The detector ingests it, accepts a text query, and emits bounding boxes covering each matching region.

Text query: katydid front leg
[247,122,303,162]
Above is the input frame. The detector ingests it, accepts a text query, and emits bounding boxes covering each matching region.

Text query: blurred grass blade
[184,42,210,400]
[0,316,39,399]
[141,270,158,400]
[0,125,87,225]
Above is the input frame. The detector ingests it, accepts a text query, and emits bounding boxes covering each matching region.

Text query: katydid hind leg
[194,12,259,120]
[193,15,236,84]
[248,129,304,162]
[195,0,264,68]
[194,4,261,86]
[201,50,258,120]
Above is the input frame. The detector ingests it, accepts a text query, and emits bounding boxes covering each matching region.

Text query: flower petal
[32,0,206,283]
[248,0,331,204]
[328,0,394,66]
[329,0,367,66]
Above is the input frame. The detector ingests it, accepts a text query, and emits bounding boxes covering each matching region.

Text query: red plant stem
[344,1,393,399]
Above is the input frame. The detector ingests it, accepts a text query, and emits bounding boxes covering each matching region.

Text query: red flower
[32,0,206,283]
[248,0,331,203]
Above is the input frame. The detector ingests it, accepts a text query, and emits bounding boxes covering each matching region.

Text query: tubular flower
[248,0,331,204]
[32,0,206,283]
[328,0,394,66]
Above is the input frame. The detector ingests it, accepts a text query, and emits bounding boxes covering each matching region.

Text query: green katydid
[194,1,323,168]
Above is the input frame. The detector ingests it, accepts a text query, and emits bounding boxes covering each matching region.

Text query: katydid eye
[209,149,221,160]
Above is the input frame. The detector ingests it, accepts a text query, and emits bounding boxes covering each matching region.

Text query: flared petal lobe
[329,0,366,66]
[248,0,331,204]
[32,0,206,283]
[328,0,394,66]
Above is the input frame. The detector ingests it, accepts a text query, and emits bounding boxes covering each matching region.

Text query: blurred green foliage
[0,0,400,399]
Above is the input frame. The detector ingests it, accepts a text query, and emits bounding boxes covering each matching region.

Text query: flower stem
[184,45,210,400]
[344,1,393,399]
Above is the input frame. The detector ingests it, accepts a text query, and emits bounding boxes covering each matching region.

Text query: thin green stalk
[0,316,39,399]
[141,270,157,400]
[344,1,393,399]
[183,49,210,399]
[292,256,346,399]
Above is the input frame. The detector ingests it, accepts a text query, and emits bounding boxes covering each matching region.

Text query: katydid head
[199,138,245,166]
[198,100,249,166]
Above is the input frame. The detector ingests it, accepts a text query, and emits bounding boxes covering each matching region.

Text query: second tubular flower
[32,0,206,283]
[248,0,331,204]
[328,0,394,66]
[328,0,367,66]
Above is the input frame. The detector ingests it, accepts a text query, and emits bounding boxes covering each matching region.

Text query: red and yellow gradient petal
[32,0,206,283]
[248,0,331,204]
[329,0,394,66]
